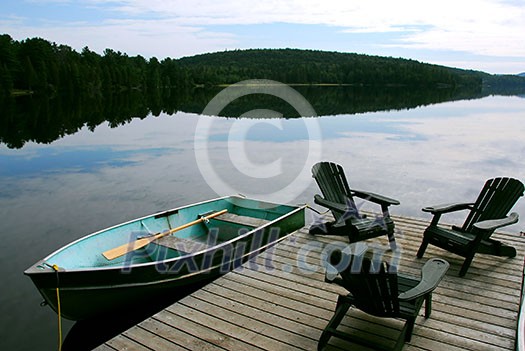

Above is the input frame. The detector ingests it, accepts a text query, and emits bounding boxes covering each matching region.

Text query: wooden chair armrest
[351,189,400,206]
[324,262,341,283]
[473,212,519,232]
[422,202,474,214]
[313,194,347,213]
[398,258,449,301]
[325,275,344,285]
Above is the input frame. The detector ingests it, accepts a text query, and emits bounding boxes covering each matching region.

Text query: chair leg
[388,231,397,250]
[416,239,428,258]
[404,317,416,342]
[459,254,475,277]
[317,329,332,351]
[318,297,352,351]
[391,316,416,351]
[424,294,432,318]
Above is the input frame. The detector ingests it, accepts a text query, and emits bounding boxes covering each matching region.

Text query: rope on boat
[140,220,154,235]
[305,204,329,215]
[51,264,63,351]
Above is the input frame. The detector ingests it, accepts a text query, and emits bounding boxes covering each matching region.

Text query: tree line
[2,34,525,98]
[0,83,486,149]
[178,48,483,88]
[0,34,190,96]
[2,34,508,97]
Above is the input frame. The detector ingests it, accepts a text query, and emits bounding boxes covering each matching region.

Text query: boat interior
[39,196,298,270]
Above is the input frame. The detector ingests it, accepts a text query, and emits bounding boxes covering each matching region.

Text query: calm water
[1,89,524,350]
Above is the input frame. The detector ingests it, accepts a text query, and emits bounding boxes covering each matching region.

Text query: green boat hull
[25,195,305,320]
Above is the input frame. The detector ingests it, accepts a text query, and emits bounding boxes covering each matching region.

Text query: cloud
[397,28,525,57]
[2,0,524,67]
[1,17,237,58]
[156,0,525,58]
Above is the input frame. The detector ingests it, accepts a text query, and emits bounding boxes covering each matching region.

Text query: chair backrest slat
[312,162,357,220]
[339,253,399,317]
[462,177,524,232]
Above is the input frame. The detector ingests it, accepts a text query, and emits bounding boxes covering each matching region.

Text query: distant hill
[178,49,525,95]
[518,72,525,77]
[178,48,482,88]
[479,71,525,95]
[1,34,524,96]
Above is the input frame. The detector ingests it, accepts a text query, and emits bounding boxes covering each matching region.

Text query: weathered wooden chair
[319,247,449,351]
[417,177,523,277]
[310,161,400,249]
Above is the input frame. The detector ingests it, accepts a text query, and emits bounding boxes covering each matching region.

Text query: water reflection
[61,278,216,351]
[0,90,524,351]
[317,96,525,223]
[0,84,488,149]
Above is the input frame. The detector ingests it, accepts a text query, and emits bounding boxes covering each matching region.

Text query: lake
[1,85,524,351]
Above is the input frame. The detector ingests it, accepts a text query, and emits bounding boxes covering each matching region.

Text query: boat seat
[206,212,272,241]
[155,214,272,254]
[155,235,211,254]
[213,213,270,228]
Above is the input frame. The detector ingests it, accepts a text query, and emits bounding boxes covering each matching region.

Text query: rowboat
[24,195,306,320]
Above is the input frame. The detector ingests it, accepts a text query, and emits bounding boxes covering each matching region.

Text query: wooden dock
[95,215,525,351]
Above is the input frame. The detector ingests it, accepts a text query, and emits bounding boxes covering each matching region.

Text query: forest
[3,34,524,97]
[0,84,485,149]
[2,34,525,149]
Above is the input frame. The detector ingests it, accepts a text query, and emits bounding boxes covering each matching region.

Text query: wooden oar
[103,209,228,260]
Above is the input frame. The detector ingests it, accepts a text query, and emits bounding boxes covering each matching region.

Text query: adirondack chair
[310,161,400,249]
[319,247,449,351]
[417,177,523,277]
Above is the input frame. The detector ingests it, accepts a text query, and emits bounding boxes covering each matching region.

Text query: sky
[1,0,524,74]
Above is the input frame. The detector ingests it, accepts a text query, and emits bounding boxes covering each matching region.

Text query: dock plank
[168,301,297,350]
[96,214,525,351]
[122,325,186,351]
[143,313,236,351]
[93,344,117,351]
[106,334,153,351]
